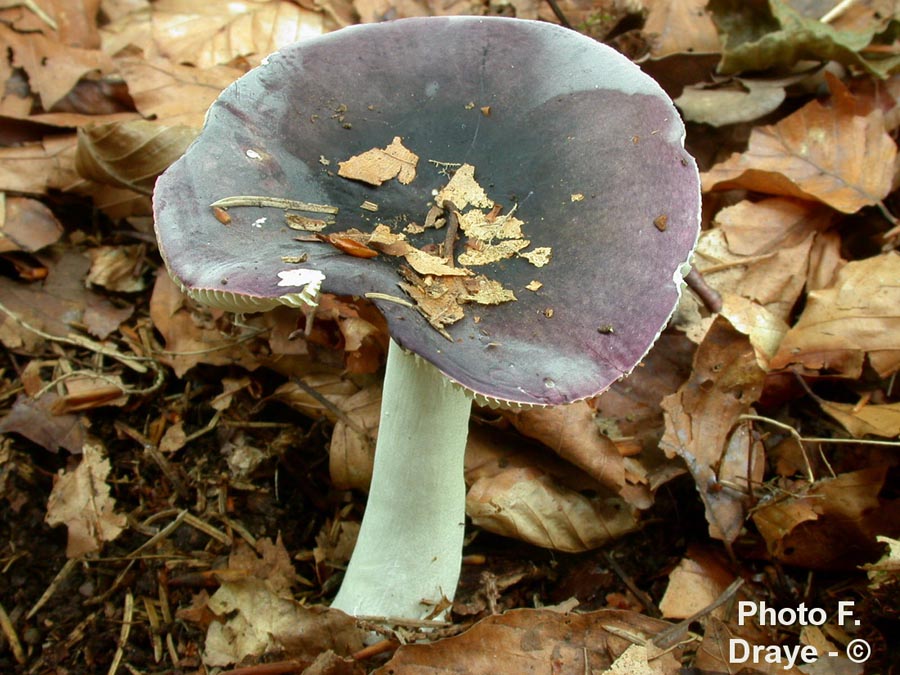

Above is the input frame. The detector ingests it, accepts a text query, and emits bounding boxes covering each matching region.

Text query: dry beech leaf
[373,609,683,675]
[273,375,361,423]
[659,548,737,620]
[0,393,87,454]
[660,317,765,543]
[329,385,381,491]
[86,245,147,292]
[770,252,900,379]
[76,120,199,194]
[0,196,63,253]
[643,0,721,58]
[694,617,805,675]
[436,163,493,210]
[719,292,789,368]
[701,91,897,213]
[466,466,638,552]
[752,466,900,570]
[337,136,418,186]
[506,402,626,494]
[150,0,323,70]
[202,539,365,667]
[45,442,127,557]
[148,271,260,376]
[676,79,785,127]
[817,399,900,439]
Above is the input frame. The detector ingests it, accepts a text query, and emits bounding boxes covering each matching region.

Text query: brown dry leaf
[694,198,834,322]
[676,79,786,127]
[659,548,736,620]
[660,317,766,543]
[373,609,682,674]
[701,91,897,213]
[150,0,323,70]
[506,402,626,494]
[0,196,63,253]
[337,136,418,186]
[719,292,789,368]
[436,163,493,210]
[0,393,87,454]
[458,239,530,266]
[467,466,638,552]
[203,539,365,667]
[643,0,721,58]
[817,399,900,438]
[0,135,78,195]
[752,465,900,570]
[0,23,114,110]
[865,536,900,589]
[273,375,361,423]
[695,617,807,675]
[86,245,147,292]
[115,56,243,127]
[76,120,199,194]
[52,374,128,413]
[45,442,127,557]
[329,385,381,490]
[769,252,900,379]
[148,271,261,376]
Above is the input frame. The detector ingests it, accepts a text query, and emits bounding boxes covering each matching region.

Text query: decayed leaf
[660,317,766,543]
[817,399,900,438]
[0,196,63,253]
[769,253,900,379]
[373,609,683,675]
[150,0,323,70]
[329,385,381,491]
[675,78,786,127]
[659,548,736,620]
[752,465,900,569]
[701,90,897,213]
[86,245,148,292]
[45,442,127,557]
[337,136,418,186]
[467,466,638,552]
[506,402,626,494]
[76,120,199,194]
[643,0,721,58]
[719,292,789,367]
[436,163,493,210]
[0,393,87,454]
[708,0,900,78]
[694,617,807,675]
[202,539,365,666]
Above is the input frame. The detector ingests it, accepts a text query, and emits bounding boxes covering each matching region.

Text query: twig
[23,0,58,30]
[684,268,723,313]
[739,414,818,482]
[27,558,78,619]
[290,377,369,437]
[820,0,857,23]
[604,552,660,617]
[364,292,414,308]
[353,639,399,661]
[544,0,572,28]
[0,600,26,665]
[218,660,310,675]
[652,578,745,649]
[128,510,189,557]
[441,200,461,266]
[211,196,338,214]
[106,591,134,675]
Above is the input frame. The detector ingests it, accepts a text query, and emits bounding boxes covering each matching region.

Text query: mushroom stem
[331,338,471,620]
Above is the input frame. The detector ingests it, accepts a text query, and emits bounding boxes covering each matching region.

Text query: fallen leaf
[373,609,683,674]
[337,136,418,186]
[660,317,766,543]
[466,466,638,552]
[0,196,64,253]
[643,0,721,58]
[0,393,87,454]
[769,253,900,379]
[676,78,786,126]
[695,617,807,675]
[659,548,736,619]
[817,399,900,439]
[86,245,148,292]
[701,90,897,214]
[45,442,127,557]
[436,163,493,210]
[329,385,381,491]
[752,465,900,569]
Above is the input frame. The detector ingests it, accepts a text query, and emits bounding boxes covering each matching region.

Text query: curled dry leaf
[45,442,127,557]
[86,245,147,293]
[817,399,900,439]
[770,252,900,379]
[76,120,199,194]
[701,87,897,213]
[659,547,737,620]
[202,539,365,666]
[373,609,683,675]
[752,465,900,570]
[660,317,765,543]
[466,466,638,552]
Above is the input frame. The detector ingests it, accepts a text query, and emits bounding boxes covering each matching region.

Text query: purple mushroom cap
[153,16,700,407]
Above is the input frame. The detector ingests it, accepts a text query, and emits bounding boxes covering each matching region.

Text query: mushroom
[152,17,700,620]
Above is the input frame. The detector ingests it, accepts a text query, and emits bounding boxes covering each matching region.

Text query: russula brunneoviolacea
[153,17,700,620]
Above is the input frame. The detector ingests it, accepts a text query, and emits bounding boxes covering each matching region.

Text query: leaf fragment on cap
[436,163,493,210]
[338,136,419,186]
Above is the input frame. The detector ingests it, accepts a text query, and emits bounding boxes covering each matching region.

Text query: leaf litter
[2,1,900,674]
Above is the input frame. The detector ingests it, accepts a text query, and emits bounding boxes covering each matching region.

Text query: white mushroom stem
[331,338,472,620]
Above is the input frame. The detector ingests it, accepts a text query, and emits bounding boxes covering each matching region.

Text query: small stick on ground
[544,0,572,27]
[652,578,744,649]
[684,268,723,313]
[0,600,26,665]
